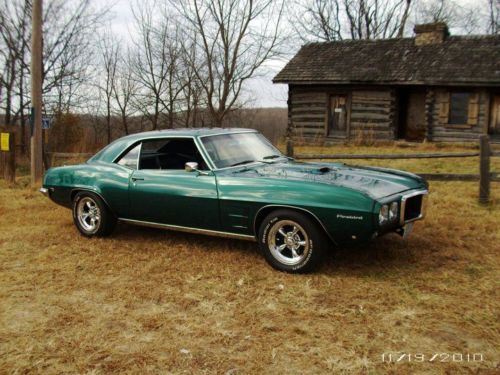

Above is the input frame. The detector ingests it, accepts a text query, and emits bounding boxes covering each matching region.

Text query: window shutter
[467,93,479,126]
[439,92,450,125]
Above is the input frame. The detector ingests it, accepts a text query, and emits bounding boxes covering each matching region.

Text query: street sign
[42,116,52,129]
[1,133,10,151]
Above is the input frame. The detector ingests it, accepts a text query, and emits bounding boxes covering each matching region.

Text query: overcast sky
[109,0,289,108]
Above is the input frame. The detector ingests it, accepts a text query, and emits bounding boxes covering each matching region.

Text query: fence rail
[296,151,480,160]
[48,152,93,158]
[47,152,92,168]
[295,134,498,203]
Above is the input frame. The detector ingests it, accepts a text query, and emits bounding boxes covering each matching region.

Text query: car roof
[120,127,255,141]
[89,127,257,163]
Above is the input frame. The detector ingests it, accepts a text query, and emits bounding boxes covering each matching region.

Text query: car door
[127,137,220,230]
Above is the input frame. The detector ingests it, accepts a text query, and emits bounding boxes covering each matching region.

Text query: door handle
[131,177,144,182]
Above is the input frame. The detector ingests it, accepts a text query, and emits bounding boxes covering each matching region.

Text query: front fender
[216,176,376,243]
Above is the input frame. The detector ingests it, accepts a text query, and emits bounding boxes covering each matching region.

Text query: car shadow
[111,223,439,276]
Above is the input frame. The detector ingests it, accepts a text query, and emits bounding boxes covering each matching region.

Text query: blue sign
[42,116,52,129]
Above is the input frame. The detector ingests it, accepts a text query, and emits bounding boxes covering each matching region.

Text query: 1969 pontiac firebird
[41,128,428,273]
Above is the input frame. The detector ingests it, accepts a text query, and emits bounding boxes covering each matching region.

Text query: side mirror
[185,162,199,172]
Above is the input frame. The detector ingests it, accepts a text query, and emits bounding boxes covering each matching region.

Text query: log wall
[349,89,396,140]
[288,85,491,144]
[289,86,396,144]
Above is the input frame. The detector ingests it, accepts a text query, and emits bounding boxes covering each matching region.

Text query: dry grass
[1,144,499,374]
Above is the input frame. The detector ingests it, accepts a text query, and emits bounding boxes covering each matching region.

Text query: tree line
[1,0,498,150]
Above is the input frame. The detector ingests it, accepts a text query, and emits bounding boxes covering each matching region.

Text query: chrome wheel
[268,220,310,266]
[76,197,101,233]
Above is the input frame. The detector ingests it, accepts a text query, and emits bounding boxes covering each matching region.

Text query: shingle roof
[273,35,500,86]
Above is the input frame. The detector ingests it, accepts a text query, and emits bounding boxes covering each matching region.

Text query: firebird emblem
[337,214,363,220]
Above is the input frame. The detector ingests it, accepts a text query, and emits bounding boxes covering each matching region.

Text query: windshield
[201,132,283,169]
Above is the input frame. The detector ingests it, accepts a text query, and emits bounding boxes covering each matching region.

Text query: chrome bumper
[39,187,49,197]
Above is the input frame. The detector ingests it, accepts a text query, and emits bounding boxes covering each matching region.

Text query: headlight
[389,202,399,222]
[378,204,389,225]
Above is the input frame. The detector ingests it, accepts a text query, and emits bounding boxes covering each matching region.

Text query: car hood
[219,161,427,199]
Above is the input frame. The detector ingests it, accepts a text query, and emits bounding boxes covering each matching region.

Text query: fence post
[479,134,490,204]
[286,89,294,158]
[2,132,16,183]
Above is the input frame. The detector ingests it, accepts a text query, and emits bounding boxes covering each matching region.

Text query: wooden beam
[295,151,479,160]
[479,134,490,203]
[30,0,43,186]
[2,133,16,183]
[48,152,93,158]
[417,173,479,181]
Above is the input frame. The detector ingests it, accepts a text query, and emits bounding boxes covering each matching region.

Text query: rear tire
[72,191,116,237]
[258,209,327,273]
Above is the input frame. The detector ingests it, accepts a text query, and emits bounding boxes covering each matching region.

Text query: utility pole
[31,0,43,186]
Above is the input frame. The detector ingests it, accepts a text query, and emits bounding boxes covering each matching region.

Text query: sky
[109,0,289,108]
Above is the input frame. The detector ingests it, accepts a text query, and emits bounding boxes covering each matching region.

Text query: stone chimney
[414,22,449,46]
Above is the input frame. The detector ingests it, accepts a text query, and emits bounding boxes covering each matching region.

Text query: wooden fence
[47,152,92,168]
[1,132,499,203]
[296,134,499,203]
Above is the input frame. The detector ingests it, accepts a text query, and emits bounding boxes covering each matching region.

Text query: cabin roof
[273,35,500,86]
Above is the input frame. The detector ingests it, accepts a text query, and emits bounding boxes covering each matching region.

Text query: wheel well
[253,205,335,244]
[70,189,116,217]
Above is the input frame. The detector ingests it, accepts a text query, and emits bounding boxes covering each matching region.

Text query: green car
[41,128,428,272]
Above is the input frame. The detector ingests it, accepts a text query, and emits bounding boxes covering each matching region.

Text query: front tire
[258,209,327,273]
[72,191,116,237]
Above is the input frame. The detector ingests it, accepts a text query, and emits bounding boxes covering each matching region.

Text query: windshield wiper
[263,154,282,160]
[229,159,256,167]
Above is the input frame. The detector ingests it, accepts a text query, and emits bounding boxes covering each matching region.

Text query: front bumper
[40,187,49,197]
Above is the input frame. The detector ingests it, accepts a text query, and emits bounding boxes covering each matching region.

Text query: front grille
[400,190,427,225]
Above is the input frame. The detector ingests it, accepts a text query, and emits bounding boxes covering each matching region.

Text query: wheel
[72,191,116,237]
[258,209,327,273]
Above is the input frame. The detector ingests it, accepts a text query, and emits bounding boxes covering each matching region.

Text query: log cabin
[273,23,500,146]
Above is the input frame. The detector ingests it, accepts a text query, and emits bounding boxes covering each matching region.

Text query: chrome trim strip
[399,189,428,225]
[197,130,257,139]
[39,187,48,196]
[119,218,256,241]
[253,204,337,245]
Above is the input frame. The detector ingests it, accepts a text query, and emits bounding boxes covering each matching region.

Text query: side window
[449,92,470,124]
[138,138,208,170]
[117,143,141,169]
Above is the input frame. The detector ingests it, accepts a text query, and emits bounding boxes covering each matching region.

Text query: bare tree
[129,1,186,130]
[291,0,343,41]
[172,0,286,127]
[97,30,119,144]
[415,0,481,34]
[291,0,413,42]
[0,0,30,129]
[113,49,138,135]
[0,0,110,154]
[487,0,499,34]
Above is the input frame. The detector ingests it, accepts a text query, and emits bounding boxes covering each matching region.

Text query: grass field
[0,144,499,374]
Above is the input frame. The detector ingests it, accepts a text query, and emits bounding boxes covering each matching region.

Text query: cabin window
[448,92,470,125]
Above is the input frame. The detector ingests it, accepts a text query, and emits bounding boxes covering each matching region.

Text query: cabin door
[328,94,348,137]
[490,95,500,135]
